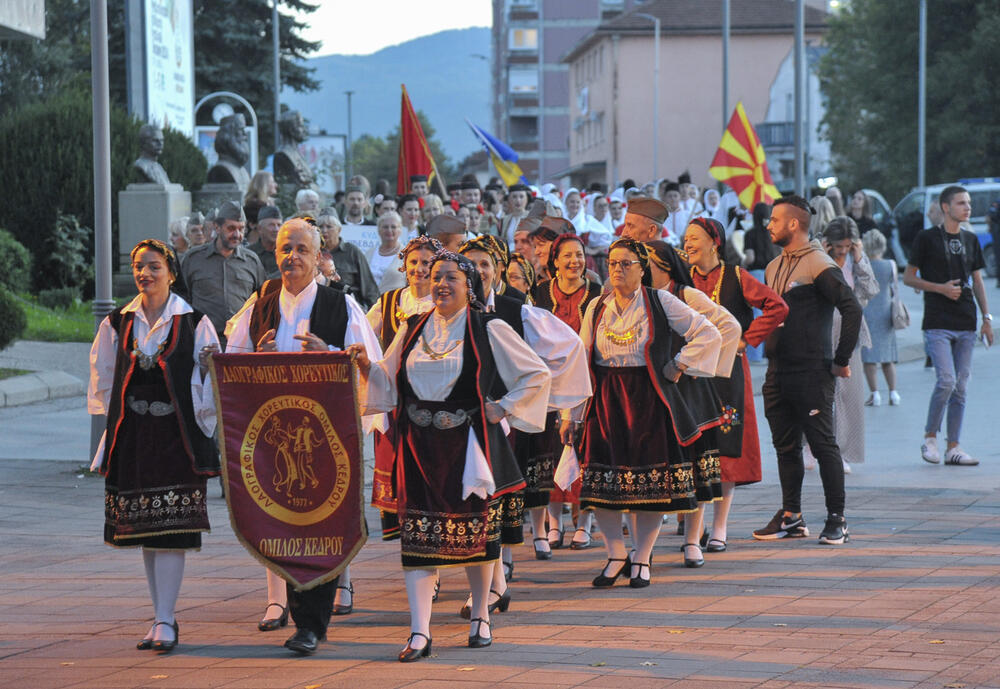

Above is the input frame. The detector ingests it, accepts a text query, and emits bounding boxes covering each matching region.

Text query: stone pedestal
[118,183,190,270]
[192,183,243,215]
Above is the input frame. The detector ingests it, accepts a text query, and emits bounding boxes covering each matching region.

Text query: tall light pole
[917,0,927,188]
[272,0,280,153]
[635,13,660,181]
[793,0,805,196]
[722,0,730,132]
[90,0,114,455]
[345,91,354,179]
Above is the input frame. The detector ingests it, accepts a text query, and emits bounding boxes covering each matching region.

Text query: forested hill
[283,27,491,164]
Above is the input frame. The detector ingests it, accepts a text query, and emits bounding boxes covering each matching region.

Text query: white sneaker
[889,390,901,405]
[921,437,940,464]
[944,446,979,466]
[865,391,882,407]
[842,459,852,474]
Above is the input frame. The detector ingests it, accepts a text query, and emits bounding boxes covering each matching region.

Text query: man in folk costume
[225,218,383,655]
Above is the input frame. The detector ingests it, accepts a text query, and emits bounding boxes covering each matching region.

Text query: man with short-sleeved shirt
[903,185,994,466]
[181,201,266,343]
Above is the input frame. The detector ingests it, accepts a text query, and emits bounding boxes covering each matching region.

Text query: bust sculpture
[206,113,251,188]
[132,124,171,186]
[273,110,317,190]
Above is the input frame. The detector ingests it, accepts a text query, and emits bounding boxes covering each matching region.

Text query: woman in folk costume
[367,236,441,539]
[572,238,725,588]
[531,233,604,549]
[353,250,552,660]
[89,239,220,653]
[458,235,591,615]
[505,251,536,296]
[651,233,783,560]
[225,219,383,655]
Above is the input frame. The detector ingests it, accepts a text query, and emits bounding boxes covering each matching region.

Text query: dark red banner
[210,352,367,590]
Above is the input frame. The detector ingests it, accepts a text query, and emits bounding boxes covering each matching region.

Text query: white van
[892,180,999,276]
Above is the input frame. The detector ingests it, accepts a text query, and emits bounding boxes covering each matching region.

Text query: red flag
[708,102,782,208]
[398,85,445,195]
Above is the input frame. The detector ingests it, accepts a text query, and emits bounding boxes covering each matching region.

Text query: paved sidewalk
[1,459,999,689]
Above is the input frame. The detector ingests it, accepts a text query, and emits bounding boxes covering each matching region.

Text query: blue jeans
[923,329,976,443]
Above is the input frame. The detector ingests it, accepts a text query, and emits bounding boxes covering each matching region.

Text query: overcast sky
[298,0,492,57]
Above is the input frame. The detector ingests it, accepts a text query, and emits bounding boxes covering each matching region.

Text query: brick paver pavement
[2,458,999,689]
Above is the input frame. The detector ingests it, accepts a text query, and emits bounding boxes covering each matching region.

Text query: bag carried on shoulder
[890,261,910,330]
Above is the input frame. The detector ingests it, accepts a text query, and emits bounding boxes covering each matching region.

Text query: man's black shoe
[818,514,849,545]
[752,509,809,540]
[284,628,322,655]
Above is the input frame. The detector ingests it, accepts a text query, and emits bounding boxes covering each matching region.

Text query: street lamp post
[635,13,660,181]
[272,0,280,153]
[345,90,354,179]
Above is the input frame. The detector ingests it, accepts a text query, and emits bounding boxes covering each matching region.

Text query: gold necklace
[692,261,725,304]
[132,336,166,370]
[602,293,639,346]
[550,277,590,325]
[420,334,463,360]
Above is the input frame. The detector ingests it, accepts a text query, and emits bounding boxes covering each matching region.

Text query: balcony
[756,121,795,149]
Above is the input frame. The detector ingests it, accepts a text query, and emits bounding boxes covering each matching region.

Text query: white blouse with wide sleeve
[365,288,434,338]
[364,307,552,434]
[518,304,591,411]
[88,293,219,470]
[579,288,722,376]
[679,286,742,377]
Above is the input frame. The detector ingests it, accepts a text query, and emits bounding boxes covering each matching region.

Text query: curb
[0,370,85,407]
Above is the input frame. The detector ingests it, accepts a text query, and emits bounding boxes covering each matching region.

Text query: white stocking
[626,512,638,552]
[141,550,158,640]
[403,569,436,649]
[151,550,185,642]
[264,568,287,618]
[711,482,735,543]
[335,564,352,606]
[528,506,548,544]
[490,558,506,596]
[593,508,628,577]
[545,502,562,535]
[574,509,593,541]
[464,562,493,640]
[632,512,663,581]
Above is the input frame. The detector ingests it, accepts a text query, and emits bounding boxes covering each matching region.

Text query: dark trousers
[763,367,845,516]
[286,576,339,637]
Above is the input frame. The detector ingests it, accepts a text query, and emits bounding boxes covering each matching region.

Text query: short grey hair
[295,189,320,210]
[316,207,341,228]
[377,210,402,229]
[862,228,887,258]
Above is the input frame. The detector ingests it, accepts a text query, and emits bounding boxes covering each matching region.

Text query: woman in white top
[365,211,406,294]
[572,238,725,589]
[352,251,551,661]
[88,239,219,653]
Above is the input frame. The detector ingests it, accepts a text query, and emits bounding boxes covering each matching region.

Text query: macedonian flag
[708,102,782,208]
[398,85,445,195]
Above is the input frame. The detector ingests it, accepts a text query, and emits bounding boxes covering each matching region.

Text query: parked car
[862,188,905,264]
[892,180,998,277]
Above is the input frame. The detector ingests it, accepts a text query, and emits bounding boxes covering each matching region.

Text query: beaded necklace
[420,335,463,360]
[603,291,639,346]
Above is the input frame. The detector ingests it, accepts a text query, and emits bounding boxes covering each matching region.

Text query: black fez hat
[257,205,282,222]
[627,197,669,224]
[425,214,467,237]
[508,183,532,194]
[446,182,461,193]
[409,174,428,183]
[460,179,480,190]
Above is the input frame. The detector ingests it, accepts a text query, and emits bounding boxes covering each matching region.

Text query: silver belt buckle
[432,408,469,430]
[407,403,433,427]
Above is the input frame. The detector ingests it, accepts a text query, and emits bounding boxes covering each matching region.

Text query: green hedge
[0,287,27,351]
[0,87,207,291]
[0,229,32,292]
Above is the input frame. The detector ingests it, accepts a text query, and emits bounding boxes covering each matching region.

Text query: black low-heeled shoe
[398,632,432,662]
[460,587,511,619]
[136,635,153,651]
[150,620,179,653]
[284,627,324,655]
[547,528,565,549]
[332,583,354,615]
[532,537,552,560]
[468,617,492,648]
[706,538,727,552]
[431,576,441,602]
[258,603,289,631]
[501,560,514,582]
[683,543,705,568]
[629,562,651,588]
[592,556,630,587]
[570,527,592,550]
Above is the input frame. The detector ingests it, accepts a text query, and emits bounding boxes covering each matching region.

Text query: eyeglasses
[607,259,642,270]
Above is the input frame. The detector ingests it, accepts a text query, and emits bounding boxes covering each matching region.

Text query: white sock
[626,512,639,551]
[545,502,562,535]
[711,482,735,543]
[142,550,158,640]
[633,512,663,580]
[335,565,352,606]
[572,509,593,543]
[151,550,184,642]
[465,562,493,639]
[593,508,628,576]
[403,569,436,649]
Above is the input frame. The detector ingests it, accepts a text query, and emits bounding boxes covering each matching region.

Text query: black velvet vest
[396,308,524,496]
[717,264,754,334]
[101,308,220,476]
[378,288,406,348]
[248,282,348,351]
[492,292,525,338]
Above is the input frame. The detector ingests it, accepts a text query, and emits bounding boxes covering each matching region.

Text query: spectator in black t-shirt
[903,185,994,467]
[989,196,1000,288]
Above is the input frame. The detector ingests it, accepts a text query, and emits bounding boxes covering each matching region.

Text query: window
[509,68,539,94]
[509,28,538,51]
